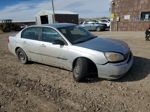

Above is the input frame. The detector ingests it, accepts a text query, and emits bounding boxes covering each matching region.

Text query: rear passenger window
[41,27,62,43]
[21,27,41,40]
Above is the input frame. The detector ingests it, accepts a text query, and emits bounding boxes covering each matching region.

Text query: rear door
[82,21,91,30]
[89,22,98,30]
[21,27,43,63]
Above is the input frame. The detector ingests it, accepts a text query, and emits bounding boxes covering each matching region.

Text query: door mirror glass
[53,39,65,45]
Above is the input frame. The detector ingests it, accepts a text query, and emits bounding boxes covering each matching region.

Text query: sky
[0,0,111,21]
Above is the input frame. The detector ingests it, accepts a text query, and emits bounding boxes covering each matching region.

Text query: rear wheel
[16,48,28,64]
[96,27,101,32]
[3,27,11,32]
[73,58,88,82]
[145,34,150,41]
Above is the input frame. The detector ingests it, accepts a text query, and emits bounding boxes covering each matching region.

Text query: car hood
[75,37,130,54]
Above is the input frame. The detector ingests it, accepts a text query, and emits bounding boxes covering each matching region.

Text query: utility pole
[110,0,112,32]
[51,0,55,23]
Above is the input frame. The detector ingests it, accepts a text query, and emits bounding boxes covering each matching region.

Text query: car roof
[31,23,77,29]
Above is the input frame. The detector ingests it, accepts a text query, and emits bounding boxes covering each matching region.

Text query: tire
[145,32,150,41]
[3,27,11,32]
[145,35,150,41]
[148,35,150,41]
[16,48,28,64]
[73,58,88,82]
[145,36,148,41]
[96,27,101,32]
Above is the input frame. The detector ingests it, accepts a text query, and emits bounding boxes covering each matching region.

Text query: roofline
[27,23,77,29]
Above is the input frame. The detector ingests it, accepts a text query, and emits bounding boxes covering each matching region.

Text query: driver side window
[41,27,62,43]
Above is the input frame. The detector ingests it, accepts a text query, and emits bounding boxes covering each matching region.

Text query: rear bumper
[96,53,134,80]
[8,43,16,56]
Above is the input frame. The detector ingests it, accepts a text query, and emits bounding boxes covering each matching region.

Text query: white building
[36,10,79,25]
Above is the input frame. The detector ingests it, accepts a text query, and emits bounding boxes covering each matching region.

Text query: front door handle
[41,44,46,47]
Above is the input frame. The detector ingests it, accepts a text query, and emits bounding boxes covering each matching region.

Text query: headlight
[105,52,124,62]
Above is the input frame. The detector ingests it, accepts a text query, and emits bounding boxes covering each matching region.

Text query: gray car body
[8,23,133,80]
[80,21,106,31]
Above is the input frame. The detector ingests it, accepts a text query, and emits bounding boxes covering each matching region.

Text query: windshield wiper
[73,36,97,44]
[74,37,96,44]
[76,40,88,44]
[90,36,97,38]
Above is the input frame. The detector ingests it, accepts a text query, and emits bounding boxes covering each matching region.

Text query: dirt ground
[0,31,150,112]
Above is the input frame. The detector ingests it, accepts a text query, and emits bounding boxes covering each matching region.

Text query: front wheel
[73,58,88,82]
[16,48,28,64]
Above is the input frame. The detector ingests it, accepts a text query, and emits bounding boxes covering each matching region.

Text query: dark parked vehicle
[0,19,21,32]
[145,26,150,41]
[80,20,107,31]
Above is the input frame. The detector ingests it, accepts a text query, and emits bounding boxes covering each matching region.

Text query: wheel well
[15,47,21,54]
[96,26,101,29]
[96,26,102,31]
[72,57,98,77]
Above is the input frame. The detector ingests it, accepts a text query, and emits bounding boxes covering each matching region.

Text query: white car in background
[97,19,111,28]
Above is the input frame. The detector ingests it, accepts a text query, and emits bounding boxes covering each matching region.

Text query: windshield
[58,26,96,44]
[100,20,108,22]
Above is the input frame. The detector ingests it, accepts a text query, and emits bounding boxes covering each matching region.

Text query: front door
[39,27,69,68]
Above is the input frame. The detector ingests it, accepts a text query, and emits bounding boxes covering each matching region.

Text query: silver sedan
[8,23,133,82]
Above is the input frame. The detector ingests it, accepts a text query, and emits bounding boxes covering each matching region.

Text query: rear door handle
[23,41,27,44]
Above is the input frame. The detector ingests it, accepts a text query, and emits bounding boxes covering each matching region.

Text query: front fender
[68,46,108,70]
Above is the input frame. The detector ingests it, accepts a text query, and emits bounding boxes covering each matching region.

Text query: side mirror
[53,39,65,45]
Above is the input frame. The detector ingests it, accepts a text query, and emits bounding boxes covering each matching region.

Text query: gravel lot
[0,31,150,112]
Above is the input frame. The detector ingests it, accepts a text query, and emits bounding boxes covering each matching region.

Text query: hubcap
[97,28,100,31]
[19,52,25,62]
[74,64,80,78]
